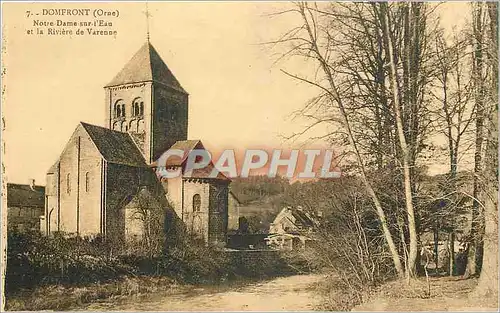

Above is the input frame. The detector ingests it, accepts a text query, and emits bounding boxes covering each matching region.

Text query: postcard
[1,1,498,311]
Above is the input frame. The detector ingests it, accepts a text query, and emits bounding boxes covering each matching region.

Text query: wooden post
[449,231,455,276]
[434,226,439,273]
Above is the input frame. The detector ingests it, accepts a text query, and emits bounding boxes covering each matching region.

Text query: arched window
[121,121,127,132]
[134,103,139,116]
[132,98,144,117]
[66,173,71,194]
[114,100,125,118]
[85,172,90,192]
[193,194,201,212]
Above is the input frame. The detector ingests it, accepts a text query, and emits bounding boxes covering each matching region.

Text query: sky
[2,2,470,185]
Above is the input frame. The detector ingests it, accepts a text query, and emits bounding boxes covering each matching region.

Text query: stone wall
[105,163,145,244]
[228,192,240,231]
[58,126,102,236]
[162,175,182,218]
[209,182,229,246]
[182,179,210,242]
[78,130,104,236]
[45,165,59,233]
[104,82,153,161]
[152,86,188,161]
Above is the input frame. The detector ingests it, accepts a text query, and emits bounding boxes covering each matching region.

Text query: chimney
[29,179,35,191]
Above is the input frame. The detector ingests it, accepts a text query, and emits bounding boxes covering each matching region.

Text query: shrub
[5,231,298,297]
[5,231,135,293]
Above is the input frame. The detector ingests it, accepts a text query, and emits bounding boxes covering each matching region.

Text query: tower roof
[150,139,231,181]
[105,42,187,94]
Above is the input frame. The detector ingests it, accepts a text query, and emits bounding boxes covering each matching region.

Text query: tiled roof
[166,140,202,166]
[291,210,315,228]
[153,139,230,181]
[7,183,45,208]
[81,122,147,167]
[184,162,230,181]
[273,207,316,232]
[105,42,187,94]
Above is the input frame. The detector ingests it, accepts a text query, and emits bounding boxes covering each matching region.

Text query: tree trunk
[434,225,439,273]
[449,231,455,276]
[471,1,486,276]
[381,2,419,279]
[472,1,498,299]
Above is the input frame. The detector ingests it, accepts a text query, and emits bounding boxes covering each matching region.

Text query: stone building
[7,180,45,233]
[265,207,317,251]
[44,42,230,247]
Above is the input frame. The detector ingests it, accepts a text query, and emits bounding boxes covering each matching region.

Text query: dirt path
[84,274,324,311]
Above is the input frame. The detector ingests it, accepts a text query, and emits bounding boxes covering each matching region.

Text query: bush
[5,231,299,297]
[5,231,135,293]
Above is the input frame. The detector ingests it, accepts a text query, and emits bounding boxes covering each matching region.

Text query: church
[43,41,231,247]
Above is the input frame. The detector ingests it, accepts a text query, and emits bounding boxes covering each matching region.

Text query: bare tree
[379,2,420,279]
[130,188,165,257]
[466,2,488,277]
[431,27,476,275]
[472,1,498,298]
[272,2,405,277]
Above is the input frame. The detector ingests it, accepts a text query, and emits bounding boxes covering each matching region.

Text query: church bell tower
[104,42,189,164]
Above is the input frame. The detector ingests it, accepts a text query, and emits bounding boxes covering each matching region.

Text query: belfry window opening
[114,100,126,118]
[133,98,144,117]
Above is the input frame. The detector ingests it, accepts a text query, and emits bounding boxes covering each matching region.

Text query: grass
[352,276,498,311]
[5,276,181,311]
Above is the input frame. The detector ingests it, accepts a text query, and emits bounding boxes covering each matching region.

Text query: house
[265,206,318,251]
[7,180,45,233]
[43,41,230,247]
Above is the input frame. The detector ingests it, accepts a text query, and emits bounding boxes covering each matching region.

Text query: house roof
[165,140,202,166]
[81,122,147,167]
[7,183,45,208]
[291,209,315,228]
[105,42,187,94]
[184,162,230,181]
[272,207,316,231]
[152,139,230,181]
